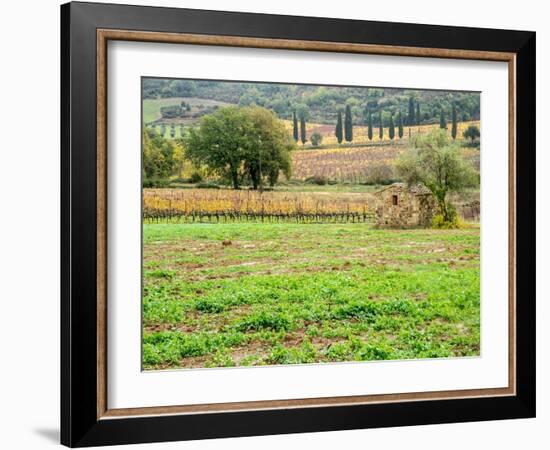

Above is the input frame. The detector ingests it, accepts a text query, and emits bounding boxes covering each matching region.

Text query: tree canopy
[335,110,343,144]
[397,111,404,139]
[451,103,458,140]
[310,132,323,147]
[463,124,480,143]
[292,110,299,142]
[367,111,373,141]
[142,129,184,184]
[439,109,447,129]
[396,129,478,224]
[408,96,415,126]
[344,104,353,142]
[185,106,294,189]
[300,115,307,145]
[388,114,395,140]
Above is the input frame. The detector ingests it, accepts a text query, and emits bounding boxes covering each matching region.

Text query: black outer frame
[61,1,535,447]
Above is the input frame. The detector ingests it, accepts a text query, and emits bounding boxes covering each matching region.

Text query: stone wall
[375,186,435,228]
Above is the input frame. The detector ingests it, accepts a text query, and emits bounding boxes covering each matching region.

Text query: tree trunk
[231,170,239,189]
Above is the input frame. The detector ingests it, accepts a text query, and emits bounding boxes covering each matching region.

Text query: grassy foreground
[142,223,480,370]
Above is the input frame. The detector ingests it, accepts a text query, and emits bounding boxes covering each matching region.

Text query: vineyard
[143,188,375,223]
[141,83,481,370]
[291,141,480,183]
[291,145,403,182]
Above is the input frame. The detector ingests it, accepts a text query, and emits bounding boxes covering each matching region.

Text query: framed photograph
[61,1,535,447]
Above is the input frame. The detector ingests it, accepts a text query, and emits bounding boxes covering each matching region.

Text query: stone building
[374,182,436,228]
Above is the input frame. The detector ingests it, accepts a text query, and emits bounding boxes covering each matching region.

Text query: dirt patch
[230,341,271,364]
[176,355,210,369]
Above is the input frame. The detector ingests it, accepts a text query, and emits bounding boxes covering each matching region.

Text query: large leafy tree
[396,129,478,223]
[185,106,294,189]
[244,107,294,189]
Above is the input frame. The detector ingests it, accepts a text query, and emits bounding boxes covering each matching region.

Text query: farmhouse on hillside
[374,182,436,228]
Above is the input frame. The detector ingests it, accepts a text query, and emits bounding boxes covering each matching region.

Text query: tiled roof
[374,182,432,196]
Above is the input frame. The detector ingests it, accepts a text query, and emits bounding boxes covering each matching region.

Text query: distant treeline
[143,78,480,125]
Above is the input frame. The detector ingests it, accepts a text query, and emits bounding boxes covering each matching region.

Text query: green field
[142,97,231,124]
[142,222,480,370]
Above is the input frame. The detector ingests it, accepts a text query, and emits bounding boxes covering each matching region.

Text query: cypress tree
[408,96,415,126]
[335,110,343,144]
[451,103,458,139]
[292,111,299,142]
[397,111,404,139]
[416,102,421,125]
[439,109,447,129]
[379,111,384,141]
[389,114,395,140]
[344,104,353,142]
[368,111,373,141]
[300,115,307,144]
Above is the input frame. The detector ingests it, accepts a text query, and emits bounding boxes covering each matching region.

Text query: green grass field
[142,222,480,370]
[142,97,231,124]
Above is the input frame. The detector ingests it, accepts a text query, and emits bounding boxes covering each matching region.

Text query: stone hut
[374,183,436,228]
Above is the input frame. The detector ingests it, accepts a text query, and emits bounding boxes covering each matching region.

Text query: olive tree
[396,129,478,224]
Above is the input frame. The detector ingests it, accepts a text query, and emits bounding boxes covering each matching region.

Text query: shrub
[189,172,203,183]
[195,181,220,189]
[305,175,328,185]
[143,177,170,188]
[432,213,462,229]
[310,132,323,147]
[170,177,187,184]
[463,124,480,143]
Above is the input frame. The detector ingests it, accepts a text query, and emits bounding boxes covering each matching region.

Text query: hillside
[143,78,480,125]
